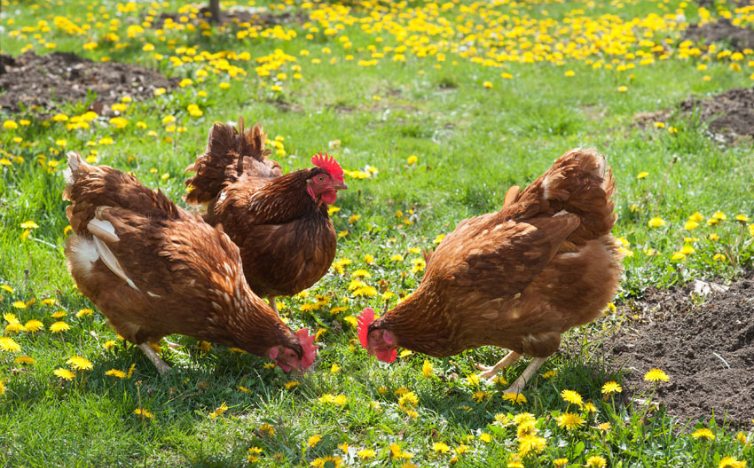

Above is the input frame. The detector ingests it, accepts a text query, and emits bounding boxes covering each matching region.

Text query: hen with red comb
[185,118,348,316]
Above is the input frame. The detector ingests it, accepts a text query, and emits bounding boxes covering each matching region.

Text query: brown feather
[184,120,340,300]
[64,153,302,359]
[372,148,622,361]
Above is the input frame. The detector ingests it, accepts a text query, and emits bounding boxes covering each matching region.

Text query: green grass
[1,0,754,466]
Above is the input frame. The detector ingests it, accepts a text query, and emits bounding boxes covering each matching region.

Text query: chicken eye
[316,175,327,183]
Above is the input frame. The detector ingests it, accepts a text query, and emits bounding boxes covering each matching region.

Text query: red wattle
[376,348,397,363]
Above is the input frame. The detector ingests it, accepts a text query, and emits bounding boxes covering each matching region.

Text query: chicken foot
[476,351,521,380]
[503,357,548,395]
[138,343,172,375]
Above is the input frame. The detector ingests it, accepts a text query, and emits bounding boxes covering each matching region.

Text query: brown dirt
[152,6,306,29]
[634,86,754,143]
[603,272,754,428]
[0,51,176,114]
[682,18,754,52]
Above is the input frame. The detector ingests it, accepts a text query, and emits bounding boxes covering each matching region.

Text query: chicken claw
[476,351,521,380]
[502,356,548,394]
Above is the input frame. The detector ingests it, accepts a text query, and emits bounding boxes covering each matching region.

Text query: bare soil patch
[634,86,754,143]
[683,18,754,51]
[604,272,754,427]
[152,6,306,29]
[0,51,176,114]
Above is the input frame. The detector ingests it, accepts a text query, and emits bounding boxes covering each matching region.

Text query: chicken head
[357,308,397,363]
[307,153,347,205]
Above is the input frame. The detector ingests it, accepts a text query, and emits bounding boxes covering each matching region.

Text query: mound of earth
[0,51,176,114]
[682,18,754,51]
[153,6,305,29]
[604,272,754,427]
[634,86,754,143]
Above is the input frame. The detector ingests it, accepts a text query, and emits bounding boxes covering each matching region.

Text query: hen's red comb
[357,308,375,349]
[296,328,318,370]
[312,153,344,183]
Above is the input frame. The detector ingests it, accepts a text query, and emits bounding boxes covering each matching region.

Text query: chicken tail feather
[507,148,616,244]
[185,120,281,205]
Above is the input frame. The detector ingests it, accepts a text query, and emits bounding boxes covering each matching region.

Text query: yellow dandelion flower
[479,433,492,443]
[718,457,746,468]
[0,337,21,353]
[67,356,93,371]
[105,369,126,378]
[560,389,583,407]
[554,458,569,467]
[76,308,93,318]
[307,435,322,447]
[23,320,44,332]
[637,171,649,179]
[586,455,607,467]
[354,448,374,459]
[597,422,611,431]
[310,456,342,468]
[134,408,153,418]
[502,392,527,405]
[407,155,418,165]
[601,381,622,394]
[0,381,4,395]
[556,412,585,430]
[692,428,715,440]
[50,321,70,333]
[644,368,669,383]
[14,355,35,365]
[541,370,558,379]
[517,434,546,457]
[284,381,299,390]
[422,360,434,377]
[54,368,75,380]
[648,217,666,228]
[12,301,27,309]
[432,442,450,453]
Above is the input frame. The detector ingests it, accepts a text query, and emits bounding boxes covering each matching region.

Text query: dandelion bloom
[553,459,569,467]
[54,368,75,380]
[284,381,299,389]
[310,456,342,468]
[50,321,70,333]
[432,442,450,453]
[14,355,35,365]
[502,392,527,405]
[67,356,93,371]
[692,428,715,440]
[718,457,746,468]
[407,155,418,165]
[134,408,153,418]
[247,447,263,463]
[637,171,649,179]
[0,337,21,353]
[601,381,622,394]
[307,435,322,447]
[597,422,611,431]
[105,369,126,378]
[422,360,433,377]
[586,455,607,467]
[648,217,666,228]
[357,449,375,459]
[556,412,584,430]
[24,320,44,332]
[644,368,669,383]
[517,434,546,457]
[560,389,583,407]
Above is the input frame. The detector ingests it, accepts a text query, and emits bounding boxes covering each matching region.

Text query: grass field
[1,0,754,466]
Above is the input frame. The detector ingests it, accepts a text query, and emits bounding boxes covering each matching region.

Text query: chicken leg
[503,357,548,395]
[138,343,172,375]
[476,351,521,380]
[268,296,279,315]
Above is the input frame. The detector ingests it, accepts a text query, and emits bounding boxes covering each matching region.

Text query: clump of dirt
[682,18,754,51]
[605,272,754,427]
[152,6,306,29]
[0,51,176,114]
[634,86,754,143]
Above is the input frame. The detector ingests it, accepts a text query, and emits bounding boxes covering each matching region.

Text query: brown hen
[358,148,622,394]
[185,119,347,314]
[63,152,317,374]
